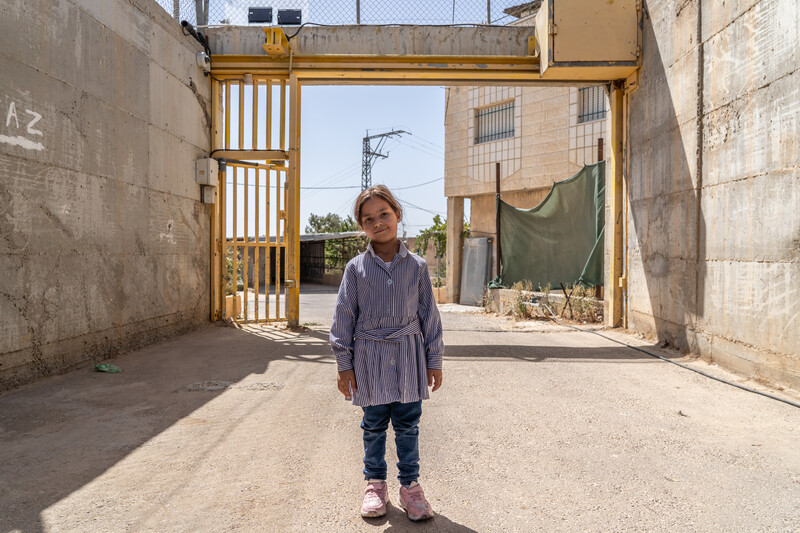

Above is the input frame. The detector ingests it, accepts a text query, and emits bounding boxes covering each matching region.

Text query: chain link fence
[154,0,533,27]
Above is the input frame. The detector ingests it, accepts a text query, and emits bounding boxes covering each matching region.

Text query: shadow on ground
[365,503,479,532]
[0,324,332,532]
[1,320,669,531]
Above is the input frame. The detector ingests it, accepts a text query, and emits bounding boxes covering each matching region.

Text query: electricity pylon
[361,129,408,190]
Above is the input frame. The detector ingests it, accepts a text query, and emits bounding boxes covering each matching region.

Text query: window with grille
[475,101,515,144]
[578,87,606,123]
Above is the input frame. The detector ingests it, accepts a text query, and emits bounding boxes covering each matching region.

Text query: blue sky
[226,84,451,238]
[300,85,448,236]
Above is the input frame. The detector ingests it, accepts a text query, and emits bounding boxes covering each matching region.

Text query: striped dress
[330,240,444,407]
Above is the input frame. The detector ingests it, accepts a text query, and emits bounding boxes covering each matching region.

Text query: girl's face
[359,197,400,245]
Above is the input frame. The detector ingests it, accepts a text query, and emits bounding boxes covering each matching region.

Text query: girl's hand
[427,369,443,392]
[337,369,357,400]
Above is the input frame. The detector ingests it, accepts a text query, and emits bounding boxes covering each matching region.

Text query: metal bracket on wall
[624,69,640,94]
[528,36,539,57]
[263,28,292,56]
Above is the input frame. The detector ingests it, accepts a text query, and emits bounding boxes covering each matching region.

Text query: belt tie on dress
[354,320,421,343]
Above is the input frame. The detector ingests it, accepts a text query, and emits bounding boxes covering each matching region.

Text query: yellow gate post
[287,73,301,327]
[608,83,625,328]
[210,78,224,321]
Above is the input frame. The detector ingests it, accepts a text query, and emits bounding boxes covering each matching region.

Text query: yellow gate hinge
[263,27,292,56]
[548,23,557,35]
[618,275,627,290]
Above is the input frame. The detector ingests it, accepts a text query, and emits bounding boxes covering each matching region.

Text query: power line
[393,177,443,190]
[404,134,444,151]
[362,129,409,189]
[396,139,444,159]
[226,175,442,191]
[395,195,446,216]
[301,161,362,200]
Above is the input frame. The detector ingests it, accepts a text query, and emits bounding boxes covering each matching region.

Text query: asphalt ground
[1,284,798,532]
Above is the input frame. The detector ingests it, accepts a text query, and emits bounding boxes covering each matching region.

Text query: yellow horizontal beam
[210,54,541,83]
[214,150,288,161]
[214,53,540,65]
[293,69,539,80]
[224,242,286,247]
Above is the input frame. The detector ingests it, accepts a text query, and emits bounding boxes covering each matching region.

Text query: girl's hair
[353,185,403,228]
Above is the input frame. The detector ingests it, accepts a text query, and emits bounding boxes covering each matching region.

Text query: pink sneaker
[399,482,434,521]
[361,481,388,518]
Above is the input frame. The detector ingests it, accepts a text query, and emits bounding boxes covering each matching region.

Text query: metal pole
[609,85,625,327]
[495,161,501,277]
[357,0,361,24]
[596,137,604,300]
[487,0,491,24]
[173,0,179,20]
[362,136,371,190]
[287,74,301,327]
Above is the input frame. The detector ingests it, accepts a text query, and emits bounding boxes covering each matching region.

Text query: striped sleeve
[417,262,444,370]
[330,261,359,372]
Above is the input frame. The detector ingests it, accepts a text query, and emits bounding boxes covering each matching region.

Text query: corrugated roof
[503,0,542,19]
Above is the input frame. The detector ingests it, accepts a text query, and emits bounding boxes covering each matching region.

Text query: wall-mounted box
[277,9,302,25]
[201,185,216,204]
[195,158,219,186]
[248,7,272,24]
[534,0,640,80]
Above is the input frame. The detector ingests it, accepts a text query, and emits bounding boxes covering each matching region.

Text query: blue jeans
[361,401,422,486]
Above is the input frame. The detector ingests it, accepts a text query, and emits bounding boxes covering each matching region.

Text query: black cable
[180,20,211,56]
[540,303,800,409]
[285,22,312,41]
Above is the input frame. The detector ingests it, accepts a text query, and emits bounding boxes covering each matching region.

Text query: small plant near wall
[510,280,534,319]
[568,284,601,323]
[538,283,553,311]
[224,248,244,296]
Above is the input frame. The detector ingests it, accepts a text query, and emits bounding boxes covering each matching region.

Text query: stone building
[444,3,608,293]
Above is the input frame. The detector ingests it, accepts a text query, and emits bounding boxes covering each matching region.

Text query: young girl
[330,185,444,521]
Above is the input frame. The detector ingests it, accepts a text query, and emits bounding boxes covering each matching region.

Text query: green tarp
[493,161,605,289]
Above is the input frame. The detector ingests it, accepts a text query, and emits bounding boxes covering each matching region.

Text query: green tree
[415,215,470,257]
[306,212,366,271]
[415,215,447,257]
[305,213,358,234]
[415,215,470,287]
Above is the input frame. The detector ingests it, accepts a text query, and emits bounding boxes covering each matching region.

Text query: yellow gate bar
[608,84,625,328]
[287,73,301,327]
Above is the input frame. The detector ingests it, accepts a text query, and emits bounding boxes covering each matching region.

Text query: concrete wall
[627,0,800,390]
[0,0,212,390]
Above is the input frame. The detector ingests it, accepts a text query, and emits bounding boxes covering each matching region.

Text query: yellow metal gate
[209,75,300,324]
[207,24,637,328]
